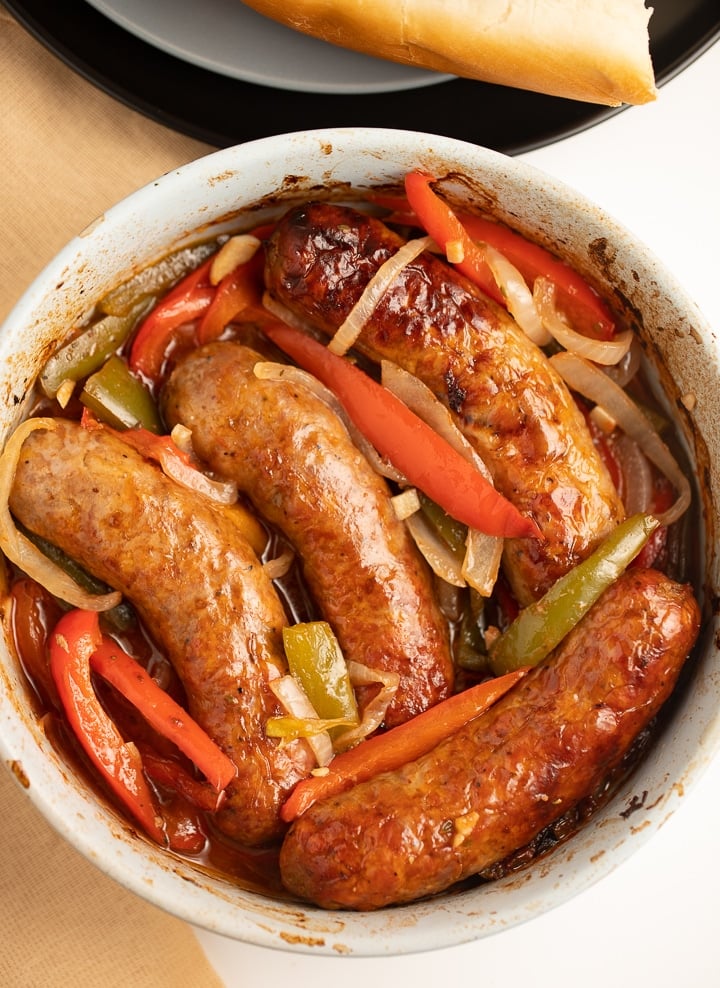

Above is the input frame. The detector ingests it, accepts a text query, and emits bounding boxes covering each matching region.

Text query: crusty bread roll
[242,0,657,106]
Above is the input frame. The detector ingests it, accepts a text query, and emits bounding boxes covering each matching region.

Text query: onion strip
[209,234,260,286]
[380,360,502,595]
[157,445,238,505]
[0,418,121,611]
[332,661,400,752]
[614,434,654,515]
[404,512,466,588]
[550,352,691,525]
[327,236,435,356]
[262,549,294,580]
[483,244,550,345]
[534,278,633,365]
[269,675,334,767]
[603,334,643,387]
[390,488,421,521]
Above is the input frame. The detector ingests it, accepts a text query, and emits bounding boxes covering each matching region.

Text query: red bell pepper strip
[632,475,673,570]
[404,171,505,306]
[10,578,63,712]
[196,248,266,344]
[398,174,616,340]
[261,321,541,540]
[90,634,237,792]
[583,407,623,492]
[49,609,165,842]
[82,411,195,472]
[456,213,616,341]
[138,745,226,813]
[280,666,529,821]
[129,256,215,381]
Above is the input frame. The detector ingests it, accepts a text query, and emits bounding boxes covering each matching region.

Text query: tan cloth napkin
[1,5,212,323]
[1,7,226,986]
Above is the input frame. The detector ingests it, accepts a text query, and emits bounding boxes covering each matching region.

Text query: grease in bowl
[0,130,716,955]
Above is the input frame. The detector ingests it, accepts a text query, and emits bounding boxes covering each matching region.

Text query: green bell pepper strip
[99,244,216,318]
[454,590,490,673]
[265,715,358,739]
[16,522,135,631]
[80,354,163,433]
[39,299,151,400]
[488,513,660,675]
[282,622,359,736]
[418,491,467,559]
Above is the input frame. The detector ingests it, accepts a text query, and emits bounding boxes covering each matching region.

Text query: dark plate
[5,0,720,154]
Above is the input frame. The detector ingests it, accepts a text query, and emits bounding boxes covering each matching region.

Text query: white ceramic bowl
[1,128,719,956]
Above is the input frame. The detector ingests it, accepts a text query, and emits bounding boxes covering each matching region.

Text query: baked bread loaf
[242,0,657,106]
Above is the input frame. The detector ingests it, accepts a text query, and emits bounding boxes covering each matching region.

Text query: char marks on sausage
[264,202,626,605]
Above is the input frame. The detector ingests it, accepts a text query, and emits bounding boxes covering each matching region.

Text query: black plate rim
[5,0,720,155]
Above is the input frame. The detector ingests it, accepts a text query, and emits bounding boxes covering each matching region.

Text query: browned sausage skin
[264,202,626,606]
[162,340,454,727]
[9,419,313,846]
[279,567,700,910]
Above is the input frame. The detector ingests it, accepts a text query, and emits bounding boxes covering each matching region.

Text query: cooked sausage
[264,202,626,605]
[278,567,700,909]
[9,418,313,846]
[162,341,454,726]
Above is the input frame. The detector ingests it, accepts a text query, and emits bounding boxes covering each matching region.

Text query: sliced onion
[253,360,407,484]
[603,333,643,388]
[462,528,504,598]
[0,418,121,611]
[550,351,691,525]
[209,234,261,286]
[269,675,334,767]
[482,244,550,346]
[380,360,502,596]
[589,403,618,435]
[332,661,400,752]
[534,277,633,365]
[158,443,238,505]
[445,239,465,264]
[327,236,435,356]
[390,488,421,521]
[614,434,654,515]
[169,422,194,456]
[263,548,294,580]
[55,378,75,409]
[404,511,466,588]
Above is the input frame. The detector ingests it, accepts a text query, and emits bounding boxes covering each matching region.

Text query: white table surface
[192,38,720,988]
